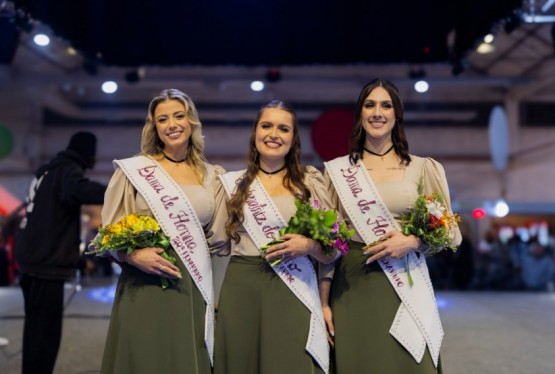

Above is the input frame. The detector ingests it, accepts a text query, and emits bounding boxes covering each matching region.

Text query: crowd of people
[2,79,548,374]
[471,227,554,292]
[426,223,555,292]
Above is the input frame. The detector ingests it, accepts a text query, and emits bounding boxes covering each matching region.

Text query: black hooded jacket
[15,150,106,280]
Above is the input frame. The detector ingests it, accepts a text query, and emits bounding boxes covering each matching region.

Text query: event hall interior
[1,1,555,373]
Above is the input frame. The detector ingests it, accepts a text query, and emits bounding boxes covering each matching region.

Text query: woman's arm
[363,231,421,264]
[264,234,340,264]
[319,277,335,346]
[120,248,182,279]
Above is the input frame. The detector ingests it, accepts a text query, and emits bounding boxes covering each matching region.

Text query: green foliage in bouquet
[260,199,354,266]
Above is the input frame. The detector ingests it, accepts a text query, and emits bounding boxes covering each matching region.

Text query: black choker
[162,152,187,163]
[364,145,394,157]
[259,165,286,175]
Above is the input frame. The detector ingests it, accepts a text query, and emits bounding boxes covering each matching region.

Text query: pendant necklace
[162,151,187,163]
[259,165,286,178]
[364,145,394,161]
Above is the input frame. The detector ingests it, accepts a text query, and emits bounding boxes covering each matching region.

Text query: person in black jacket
[15,131,107,374]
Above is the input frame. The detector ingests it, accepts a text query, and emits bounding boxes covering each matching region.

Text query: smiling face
[254,108,294,165]
[361,86,396,143]
[154,99,191,153]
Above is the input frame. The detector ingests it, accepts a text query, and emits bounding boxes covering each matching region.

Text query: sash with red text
[220,170,329,374]
[325,156,443,366]
[115,156,215,365]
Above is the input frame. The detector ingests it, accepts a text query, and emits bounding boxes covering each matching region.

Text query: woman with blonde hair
[100,89,229,373]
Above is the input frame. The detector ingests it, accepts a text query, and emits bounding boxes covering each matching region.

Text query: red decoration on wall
[472,208,486,220]
[310,108,354,161]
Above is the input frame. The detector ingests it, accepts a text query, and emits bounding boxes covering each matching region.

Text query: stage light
[476,43,495,54]
[483,34,494,43]
[472,208,486,220]
[493,199,509,217]
[101,81,118,94]
[33,33,50,46]
[414,80,429,93]
[250,80,264,91]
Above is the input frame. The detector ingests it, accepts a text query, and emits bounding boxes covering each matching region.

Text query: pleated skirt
[214,256,324,374]
[330,242,442,374]
[100,252,211,374]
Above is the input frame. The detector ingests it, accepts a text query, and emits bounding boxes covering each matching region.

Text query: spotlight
[414,80,429,93]
[33,33,50,46]
[483,34,494,44]
[493,199,509,218]
[265,68,281,83]
[408,67,428,92]
[476,43,495,54]
[250,81,264,91]
[102,81,118,94]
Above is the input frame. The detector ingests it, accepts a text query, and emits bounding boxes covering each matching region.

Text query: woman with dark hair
[100,89,229,373]
[320,79,461,373]
[214,100,337,374]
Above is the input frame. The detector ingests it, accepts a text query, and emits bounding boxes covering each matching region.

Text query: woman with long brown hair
[214,100,337,374]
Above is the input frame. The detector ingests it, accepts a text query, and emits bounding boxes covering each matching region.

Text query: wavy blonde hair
[140,88,207,182]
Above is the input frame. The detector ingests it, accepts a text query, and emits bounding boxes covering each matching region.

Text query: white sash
[324,156,443,366]
[115,156,215,365]
[220,171,329,374]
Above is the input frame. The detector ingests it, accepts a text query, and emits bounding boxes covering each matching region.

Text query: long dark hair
[225,100,311,243]
[348,78,411,166]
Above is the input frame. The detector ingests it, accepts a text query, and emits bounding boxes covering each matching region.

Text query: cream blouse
[220,166,335,257]
[101,160,230,256]
[320,155,462,278]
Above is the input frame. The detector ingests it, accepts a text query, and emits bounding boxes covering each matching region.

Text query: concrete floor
[1,278,555,374]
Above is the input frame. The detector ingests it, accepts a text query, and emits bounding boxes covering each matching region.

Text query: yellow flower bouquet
[88,213,178,289]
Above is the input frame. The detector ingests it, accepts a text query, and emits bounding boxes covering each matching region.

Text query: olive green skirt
[214,256,324,374]
[330,242,442,374]
[100,249,211,374]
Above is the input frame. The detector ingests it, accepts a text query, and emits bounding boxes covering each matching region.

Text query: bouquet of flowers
[399,179,461,255]
[259,199,355,266]
[363,179,460,287]
[87,213,178,289]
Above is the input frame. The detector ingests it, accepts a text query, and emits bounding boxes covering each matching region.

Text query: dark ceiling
[9,0,523,68]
